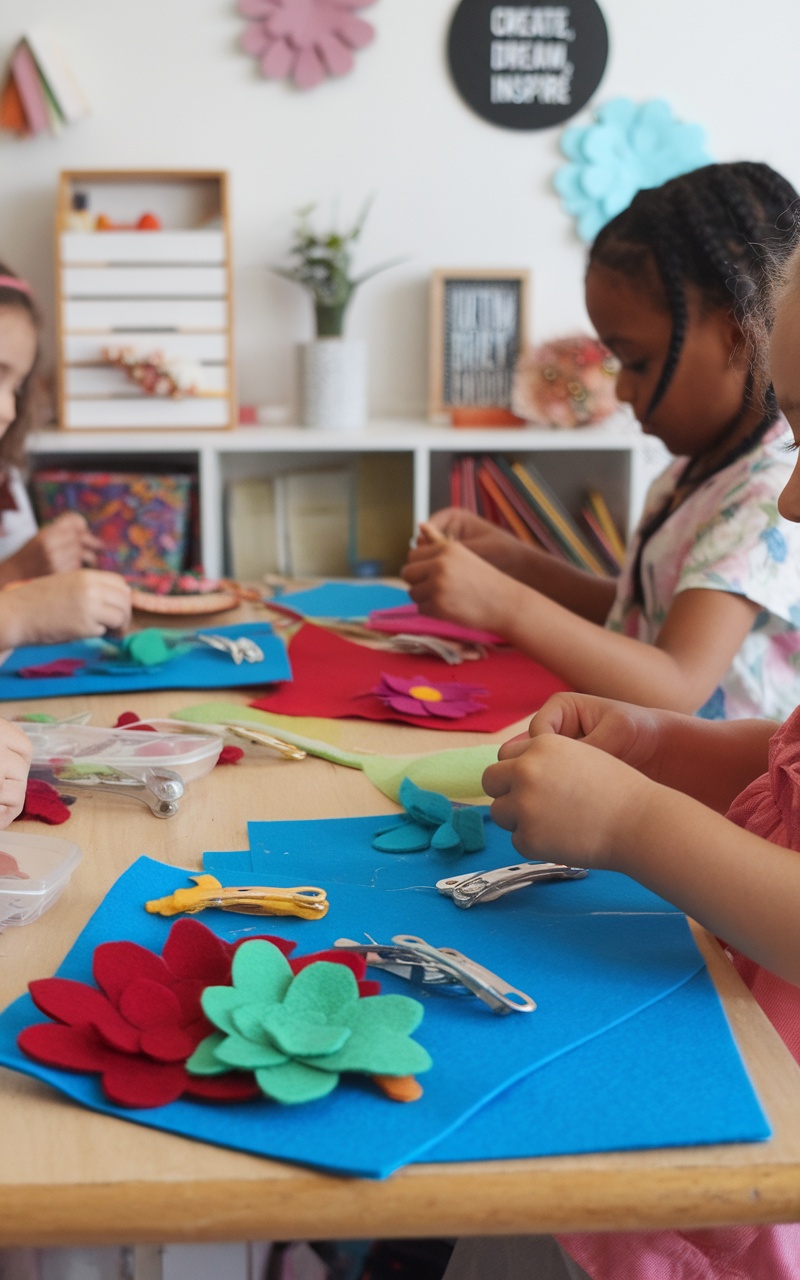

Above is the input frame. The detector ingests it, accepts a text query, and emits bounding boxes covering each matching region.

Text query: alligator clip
[145,874,329,920]
[334,933,536,1014]
[32,764,184,819]
[436,861,587,908]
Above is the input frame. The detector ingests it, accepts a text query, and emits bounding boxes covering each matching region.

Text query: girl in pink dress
[444,238,800,1280]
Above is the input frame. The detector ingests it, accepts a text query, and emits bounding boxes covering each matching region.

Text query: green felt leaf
[121,629,174,667]
[201,986,247,1035]
[255,1060,341,1104]
[169,702,498,802]
[372,820,432,853]
[282,961,359,1020]
[452,806,487,853]
[185,1032,230,1076]
[318,994,431,1075]
[231,939,294,1002]
[213,1032,289,1071]
[351,993,425,1037]
[261,1006,351,1057]
[430,821,461,853]
[232,1002,284,1045]
[399,777,453,827]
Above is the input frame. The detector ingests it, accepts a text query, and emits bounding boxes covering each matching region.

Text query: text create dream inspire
[490,6,576,106]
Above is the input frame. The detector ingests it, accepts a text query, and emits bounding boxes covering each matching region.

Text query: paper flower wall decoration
[371,673,488,720]
[512,334,621,428]
[239,0,376,91]
[187,939,431,1104]
[17,921,382,1109]
[554,98,713,242]
[373,778,486,858]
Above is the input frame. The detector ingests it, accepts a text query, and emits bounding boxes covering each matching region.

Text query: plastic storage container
[0,831,82,926]
[20,722,222,784]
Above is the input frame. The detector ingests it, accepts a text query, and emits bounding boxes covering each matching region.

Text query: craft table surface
[1,602,800,1247]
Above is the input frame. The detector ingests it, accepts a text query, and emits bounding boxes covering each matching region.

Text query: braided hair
[0,261,41,469]
[589,162,800,604]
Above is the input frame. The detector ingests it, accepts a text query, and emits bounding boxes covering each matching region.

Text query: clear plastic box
[20,722,222,784]
[0,831,82,926]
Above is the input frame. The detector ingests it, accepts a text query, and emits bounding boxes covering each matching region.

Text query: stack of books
[0,30,90,138]
[450,455,625,575]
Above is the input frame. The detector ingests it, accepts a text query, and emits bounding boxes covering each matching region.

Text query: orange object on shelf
[450,407,526,428]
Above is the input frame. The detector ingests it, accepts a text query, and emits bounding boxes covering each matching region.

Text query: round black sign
[448,0,609,131]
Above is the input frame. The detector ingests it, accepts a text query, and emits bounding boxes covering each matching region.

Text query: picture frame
[428,267,530,423]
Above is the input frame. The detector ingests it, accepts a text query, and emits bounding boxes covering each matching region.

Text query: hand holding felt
[401,538,522,638]
[250,623,568,732]
[0,571,132,647]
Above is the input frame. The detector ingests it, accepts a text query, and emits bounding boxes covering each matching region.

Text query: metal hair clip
[194,634,265,664]
[32,764,185,818]
[436,861,587,908]
[334,933,536,1014]
[146,874,329,920]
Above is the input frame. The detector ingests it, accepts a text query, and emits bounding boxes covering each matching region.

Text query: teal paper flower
[186,940,432,1104]
[372,777,486,858]
[554,98,713,242]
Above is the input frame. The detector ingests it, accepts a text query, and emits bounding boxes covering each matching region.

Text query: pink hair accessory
[0,276,32,295]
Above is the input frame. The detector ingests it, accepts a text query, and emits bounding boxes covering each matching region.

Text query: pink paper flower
[239,0,376,90]
[372,673,488,720]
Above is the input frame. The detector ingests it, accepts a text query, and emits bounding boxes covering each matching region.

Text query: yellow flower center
[409,684,443,703]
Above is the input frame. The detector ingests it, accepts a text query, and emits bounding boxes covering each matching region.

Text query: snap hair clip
[436,861,587,908]
[145,874,329,920]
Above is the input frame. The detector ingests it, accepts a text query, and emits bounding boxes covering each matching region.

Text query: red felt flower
[21,778,72,825]
[18,919,379,1107]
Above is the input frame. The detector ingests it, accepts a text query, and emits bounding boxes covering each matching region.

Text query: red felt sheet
[250,623,570,732]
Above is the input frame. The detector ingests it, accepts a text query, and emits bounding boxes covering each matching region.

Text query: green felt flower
[373,777,486,858]
[101,629,193,668]
[186,939,432,1105]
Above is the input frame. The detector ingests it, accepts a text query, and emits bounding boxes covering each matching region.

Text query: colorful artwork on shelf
[554,97,713,242]
[239,0,376,91]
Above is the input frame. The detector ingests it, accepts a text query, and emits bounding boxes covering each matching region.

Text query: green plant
[275,200,399,338]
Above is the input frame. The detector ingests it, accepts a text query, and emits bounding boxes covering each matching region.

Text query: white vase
[298,337,368,431]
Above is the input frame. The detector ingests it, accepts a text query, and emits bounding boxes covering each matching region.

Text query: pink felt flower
[18,920,378,1108]
[372,673,488,720]
[239,0,375,90]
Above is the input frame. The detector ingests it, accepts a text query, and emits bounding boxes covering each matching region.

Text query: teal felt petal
[559,124,587,161]
[214,1032,288,1071]
[232,1002,280,1045]
[373,821,432,853]
[351,994,425,1037]
[430,821,462,854]
[185,1032,229,1076]
[255,1060,340,1104]
[452,807,486,854]
[552,165,583,200]
[321,995,431,1075]
[597,97,637,130]
[201,986,246,1035]
[282,961,359,1020]
[231,939,293,1002]
[580,163,617,199]
[262,1006,351,1058]
[399,777,453,827]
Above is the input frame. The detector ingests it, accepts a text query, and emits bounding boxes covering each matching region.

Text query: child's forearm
[617,781,800,984]
[643,714,775,810]
[495,542,616,623]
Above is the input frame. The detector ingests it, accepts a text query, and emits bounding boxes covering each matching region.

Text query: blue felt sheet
[0,831,768,1178]
[273,582,410,620]
[0,623,291,699]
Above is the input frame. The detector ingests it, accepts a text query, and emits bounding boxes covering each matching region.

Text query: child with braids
[404,162,800,721]
[442,226,800,1280]
[0,265,131,644]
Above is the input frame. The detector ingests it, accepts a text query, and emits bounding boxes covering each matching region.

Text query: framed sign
[429,268,530,422]
[448,0,609,131]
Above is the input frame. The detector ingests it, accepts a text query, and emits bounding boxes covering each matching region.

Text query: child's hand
[401,538,523,633]
[483,732,651,869]
[3,514,102,579]
[419,507,531,573]
[0,718,32,828]
[0,570,132,647]
[528,691,666,774]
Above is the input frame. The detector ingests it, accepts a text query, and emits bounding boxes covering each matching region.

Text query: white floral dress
[605,419,800,720]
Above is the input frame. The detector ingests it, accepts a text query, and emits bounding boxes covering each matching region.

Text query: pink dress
[558,706,800,1279]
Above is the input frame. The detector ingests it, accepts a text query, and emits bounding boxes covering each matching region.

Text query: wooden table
[2,605,800,1247]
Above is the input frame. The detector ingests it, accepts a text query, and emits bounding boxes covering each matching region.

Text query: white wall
[1,0,798,419]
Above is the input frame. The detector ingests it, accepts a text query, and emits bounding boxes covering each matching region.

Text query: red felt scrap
[114,711,157,732]
[216,745,244,766]
[250,623,570,732]
[18,658,86,679]
[21,779,72,825]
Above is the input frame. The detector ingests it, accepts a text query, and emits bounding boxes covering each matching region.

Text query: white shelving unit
[27,417,667,579]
